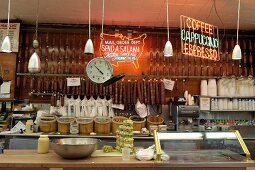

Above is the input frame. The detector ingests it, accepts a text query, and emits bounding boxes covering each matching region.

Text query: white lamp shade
[28,51,41,73]
[84,38,94,54]
[1,36,12,53]
[164,40,173,57]
[232,44,242,60]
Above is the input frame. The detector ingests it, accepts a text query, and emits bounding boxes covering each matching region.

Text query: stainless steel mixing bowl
[51,138,97,159]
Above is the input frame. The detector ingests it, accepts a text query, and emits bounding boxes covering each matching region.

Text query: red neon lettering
[186,18,192,29]
[192,44,196,56]
[184,43,189,54]
[209,25,213,35]
[189,44,193,55]
[200,22,204,32]
[192,20,197,30]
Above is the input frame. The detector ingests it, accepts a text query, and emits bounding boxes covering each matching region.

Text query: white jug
[233,99,238,110]
[223,79,232,97]
[253,84,255,96]
[218,99,223,110]
[248,79,254,96]
[208,79,217,96]
[200,80,208,96]
[238,79,246,96]
[235,79,242,96]
[243,79,250,96]
[228,77,236,97]
[217,79,224,96]
[227,100,233,110]
[223,99,228,110]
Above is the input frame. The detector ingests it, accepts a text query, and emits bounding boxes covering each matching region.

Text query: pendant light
[28,0,41,73]
[84,0,94,54]
[232,0,241,60]
[1,0,12,53]
[163,0,173,57]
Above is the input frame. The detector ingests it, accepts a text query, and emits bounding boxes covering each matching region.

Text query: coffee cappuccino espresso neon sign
[180,15,220,61]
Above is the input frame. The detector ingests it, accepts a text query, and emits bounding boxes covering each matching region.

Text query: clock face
[86,57,113,84]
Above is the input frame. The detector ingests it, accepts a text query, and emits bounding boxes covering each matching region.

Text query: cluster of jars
[200,77,255,97]
[211,98,255,111]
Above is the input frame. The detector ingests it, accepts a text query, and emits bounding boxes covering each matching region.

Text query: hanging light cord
[7,0,11,35]
[100,0,104,56]
[236,0,240,44]
[206,0,226,40]
[88,0,91,39]
[35,0,39,40]
[101,0,104,39]
[166,0,169,41]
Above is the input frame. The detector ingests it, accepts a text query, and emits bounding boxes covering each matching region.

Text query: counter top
[0,150,255,168]
[0,150,152,168]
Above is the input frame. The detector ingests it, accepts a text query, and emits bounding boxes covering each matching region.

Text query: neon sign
[180,15,220,61]
[100,33,147,69]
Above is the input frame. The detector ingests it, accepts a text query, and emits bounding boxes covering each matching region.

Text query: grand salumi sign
[180,15,220,61]
[100,33,147,69]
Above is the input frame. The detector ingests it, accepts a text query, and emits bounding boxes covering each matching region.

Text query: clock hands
[94,64,104,75]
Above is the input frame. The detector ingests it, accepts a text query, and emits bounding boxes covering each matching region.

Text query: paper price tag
[0,81,11,94]
[163,79,175,91]
[67,78,81,87]
[112,104,125,110]
[200,97,210,111]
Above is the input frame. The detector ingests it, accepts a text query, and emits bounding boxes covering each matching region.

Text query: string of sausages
[27,77,166,106]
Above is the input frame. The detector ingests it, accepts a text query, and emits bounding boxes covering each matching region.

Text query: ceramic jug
[208,79,217,96]
[248,79,254,96]
[228,77,236,97]
[217,79,224,96]
[200,80,208,96]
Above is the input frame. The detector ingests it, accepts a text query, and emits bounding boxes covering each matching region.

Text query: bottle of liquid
[70,120,79,134]
[25,119,34,134]
[211,98,215,110]
[37,135,49,154]
[1,102,6,112]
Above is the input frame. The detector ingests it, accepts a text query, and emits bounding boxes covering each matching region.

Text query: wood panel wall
[0,53,16,100]
[14,26,255,104]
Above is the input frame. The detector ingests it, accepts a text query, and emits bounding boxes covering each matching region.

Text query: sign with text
[67,78,81,87]
[0,23,20,52]
[180,15,220,61]
[163,78,175,91]
[100,33,147,69]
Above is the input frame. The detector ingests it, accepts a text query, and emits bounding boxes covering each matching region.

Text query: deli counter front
[154,131,254,167]
[0,131,255,170]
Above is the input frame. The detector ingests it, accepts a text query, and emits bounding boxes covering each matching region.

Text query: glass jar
[37,135,49,154]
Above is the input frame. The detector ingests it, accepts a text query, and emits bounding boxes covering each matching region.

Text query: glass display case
[153,130,252,164]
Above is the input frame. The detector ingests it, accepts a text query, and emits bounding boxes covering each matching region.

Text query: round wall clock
[86,57,113,84]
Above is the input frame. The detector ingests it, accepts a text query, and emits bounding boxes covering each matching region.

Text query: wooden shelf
[201,96,255,99]
[209,110,255,112]
[0,99,15,102]
[16,73,255,80]
[16,73,85,77]
[16,73,224,79]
